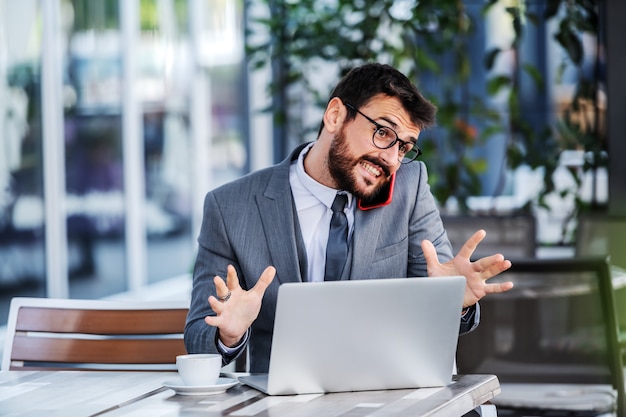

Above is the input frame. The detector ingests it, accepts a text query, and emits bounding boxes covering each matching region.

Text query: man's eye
[375,128,389,139]
[399,142,414,153]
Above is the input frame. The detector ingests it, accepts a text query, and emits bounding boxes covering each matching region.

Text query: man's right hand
[204,264,276,347]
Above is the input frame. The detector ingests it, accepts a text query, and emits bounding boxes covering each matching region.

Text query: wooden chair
[1,297,189,371]
[457,256,625,417]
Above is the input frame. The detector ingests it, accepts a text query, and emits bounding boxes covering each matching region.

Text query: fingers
[208,265,275,313]
[486,258,512,277]
[205,265,275,343]
[484,280,515,294]
[211,265,241,304]
[456,229,486,260]
[213,275,229,299]
[477,257,512,281]
[207,294,226,317]
[470,255,513,285]
[472,254,511,274]
[251,266,276,296]
[421,239,439,266]
[225,264,242,290]
[204,314,218,327]
[208,269,235,316]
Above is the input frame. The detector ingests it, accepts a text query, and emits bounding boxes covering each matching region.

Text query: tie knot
[331,194,348,213]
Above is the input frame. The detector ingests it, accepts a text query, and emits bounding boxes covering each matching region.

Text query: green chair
[457,256,625,416]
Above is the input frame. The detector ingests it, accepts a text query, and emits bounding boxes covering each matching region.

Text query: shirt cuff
[217,329,250,356]
[459,303,480,334]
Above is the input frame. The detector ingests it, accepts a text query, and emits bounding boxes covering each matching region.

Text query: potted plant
[245,0,498,212]
[484,0,605,244]
[245,0,606,245]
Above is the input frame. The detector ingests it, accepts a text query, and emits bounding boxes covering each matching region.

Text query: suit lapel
[257,149,306,284]
[349,207,384,279]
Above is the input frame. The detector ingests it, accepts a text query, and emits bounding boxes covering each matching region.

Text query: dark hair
[318,63,437,135]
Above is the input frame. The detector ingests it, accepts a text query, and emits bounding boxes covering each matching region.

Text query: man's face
[327,96,421,201]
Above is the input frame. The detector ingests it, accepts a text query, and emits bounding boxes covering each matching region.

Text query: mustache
[360,155,392,178]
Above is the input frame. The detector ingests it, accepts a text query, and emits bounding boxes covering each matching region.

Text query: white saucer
[163,377,239,395]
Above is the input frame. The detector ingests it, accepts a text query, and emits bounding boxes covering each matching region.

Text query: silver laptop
[239,276,466,395]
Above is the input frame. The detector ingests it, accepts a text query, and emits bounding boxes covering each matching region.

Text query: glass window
[65,1,127,297]
[0,0,248,327]
[0,1,46,324]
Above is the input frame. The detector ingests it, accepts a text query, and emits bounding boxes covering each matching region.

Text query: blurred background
[0,0,258,325]
[0,0,624,328]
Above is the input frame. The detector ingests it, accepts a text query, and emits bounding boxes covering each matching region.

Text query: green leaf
[481,0,500,16]
[544,0,562,19]
[459,54,471,80]
[554,24,583,65]
[521,63,544,89]
[469,158,488,174]
[525,12,540,26]
[484,47,501,70]
[487,75,512,95]
[481,124,503,139]
[415,48,441,74]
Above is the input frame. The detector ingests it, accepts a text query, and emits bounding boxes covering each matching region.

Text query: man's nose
[379,143,401,166]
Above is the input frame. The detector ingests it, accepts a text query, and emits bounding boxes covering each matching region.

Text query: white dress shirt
[219,143,355,354]
[289,143,354,282]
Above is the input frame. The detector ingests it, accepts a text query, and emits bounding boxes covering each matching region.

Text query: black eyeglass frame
[344,102,422,164]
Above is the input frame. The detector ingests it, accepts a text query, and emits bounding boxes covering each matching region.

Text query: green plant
[484,0,605,242]
[483,2,561,208]
[245,0,498,211]
[549,0,606,204]
[245,0,606,226]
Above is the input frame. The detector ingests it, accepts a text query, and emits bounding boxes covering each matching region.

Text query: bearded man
[184,63,513,373]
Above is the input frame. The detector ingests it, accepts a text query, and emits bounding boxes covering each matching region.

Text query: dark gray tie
[324,193,348,281]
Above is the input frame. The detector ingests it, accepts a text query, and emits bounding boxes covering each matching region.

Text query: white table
[0,371,500,417]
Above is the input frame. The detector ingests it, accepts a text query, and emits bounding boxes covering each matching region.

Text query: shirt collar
[295,143,353,210]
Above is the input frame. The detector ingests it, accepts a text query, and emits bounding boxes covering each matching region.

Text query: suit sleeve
[183,192,247,366]
[406,162,480,335]
[406,161,453,276]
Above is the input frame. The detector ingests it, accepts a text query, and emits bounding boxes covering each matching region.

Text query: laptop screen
[241,276,466,395]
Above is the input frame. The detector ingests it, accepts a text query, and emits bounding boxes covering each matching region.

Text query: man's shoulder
[393,160,427,190]
[397,160,425,178]
[210,146,303,196]
[210,163,286,196]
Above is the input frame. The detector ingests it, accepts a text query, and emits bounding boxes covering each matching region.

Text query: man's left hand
[422,229,514,308]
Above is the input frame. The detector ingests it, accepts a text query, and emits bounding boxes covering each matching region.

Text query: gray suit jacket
[184,144,477,373]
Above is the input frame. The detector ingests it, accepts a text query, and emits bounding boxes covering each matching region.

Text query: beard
[327,127,393,202]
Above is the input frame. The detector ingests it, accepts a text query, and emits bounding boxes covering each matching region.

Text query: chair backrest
[456,256,625,417]
[576,214,626,269]
[441,213,536,259]
[2,297,189,371]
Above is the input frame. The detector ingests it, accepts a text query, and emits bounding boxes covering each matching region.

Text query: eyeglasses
[344,102,422,164]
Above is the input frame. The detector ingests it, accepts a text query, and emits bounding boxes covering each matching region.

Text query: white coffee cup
[176,354,222,386]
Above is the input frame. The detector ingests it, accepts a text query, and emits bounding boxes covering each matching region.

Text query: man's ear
[322,97,346,134]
